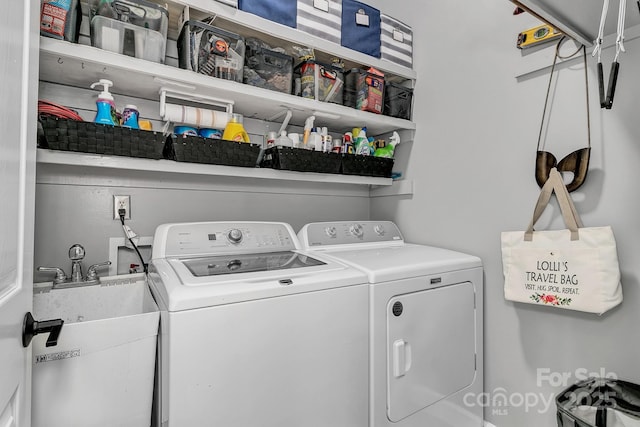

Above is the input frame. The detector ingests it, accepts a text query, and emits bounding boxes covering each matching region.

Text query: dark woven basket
[39,116,165,159]
[261,147,342,174]
[341,154,394,178]
[164,134,261,167]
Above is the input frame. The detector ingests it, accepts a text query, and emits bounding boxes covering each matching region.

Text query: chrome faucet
[37,244,111,288]
[69,244,85,283]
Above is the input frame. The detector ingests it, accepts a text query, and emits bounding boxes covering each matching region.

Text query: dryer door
[387,281,476,422]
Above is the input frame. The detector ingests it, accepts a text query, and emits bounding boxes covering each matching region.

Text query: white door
[0,0,39,425]
[387,282,476,422]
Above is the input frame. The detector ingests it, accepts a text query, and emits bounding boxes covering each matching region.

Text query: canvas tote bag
[501,168,622,314]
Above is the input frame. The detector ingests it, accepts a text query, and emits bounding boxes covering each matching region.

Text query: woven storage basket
[39,116,165,159]
[261,146,342,174]
[341,154,393,177]
[164,134,261,167]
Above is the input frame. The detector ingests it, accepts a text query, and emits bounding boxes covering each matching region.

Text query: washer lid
[179,251,325,277]
[327,244,482,283]
[149,251,368,311]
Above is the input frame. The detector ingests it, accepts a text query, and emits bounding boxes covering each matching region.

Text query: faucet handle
[68,244,85,261]
[37,267,68,284]
[86,261,112,281]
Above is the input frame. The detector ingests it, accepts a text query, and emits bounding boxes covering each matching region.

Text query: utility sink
[31,274,159,427]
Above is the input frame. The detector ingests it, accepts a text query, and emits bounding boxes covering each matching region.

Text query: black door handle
[22,312,64,348]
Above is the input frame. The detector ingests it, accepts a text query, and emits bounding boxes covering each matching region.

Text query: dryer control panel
[299,221,404,248]
[152,222,298,258]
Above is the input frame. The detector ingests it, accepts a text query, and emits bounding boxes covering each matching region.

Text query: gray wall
[370,0,640,425]
[34,171,370,278]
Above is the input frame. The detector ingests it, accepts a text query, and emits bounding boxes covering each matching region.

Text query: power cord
[38,100,84,120]
[119,208,148,274]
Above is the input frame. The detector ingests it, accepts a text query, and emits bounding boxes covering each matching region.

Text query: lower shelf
[36,149,394,186]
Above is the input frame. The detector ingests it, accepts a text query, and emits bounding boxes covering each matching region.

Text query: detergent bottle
[121,105,139,129]
[90,79,117,126]
[354,127,371,155]
[222,113,250,142]
[274,131,293,147]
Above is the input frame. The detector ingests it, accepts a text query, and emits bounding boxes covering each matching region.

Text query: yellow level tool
[517,24,562,49]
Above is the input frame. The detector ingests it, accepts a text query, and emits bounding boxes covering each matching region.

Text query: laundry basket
[556,377,640,427]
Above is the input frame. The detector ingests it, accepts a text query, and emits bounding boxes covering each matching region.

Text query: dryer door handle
[392,339,412,378]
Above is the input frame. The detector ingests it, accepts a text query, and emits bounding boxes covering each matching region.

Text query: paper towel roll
[163,104,230,129]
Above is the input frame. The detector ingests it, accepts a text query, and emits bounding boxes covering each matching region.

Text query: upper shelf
[512,0,640,46]
[39,37,415,136]
[165,0,417,80]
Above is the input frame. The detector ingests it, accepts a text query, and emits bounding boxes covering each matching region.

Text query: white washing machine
[298,221,484,427]
[147,221,370,427]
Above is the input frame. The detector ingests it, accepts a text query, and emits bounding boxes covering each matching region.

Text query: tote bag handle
[525,168,584,241]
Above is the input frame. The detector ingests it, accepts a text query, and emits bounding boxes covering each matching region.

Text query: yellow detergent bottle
[222,113,250,143]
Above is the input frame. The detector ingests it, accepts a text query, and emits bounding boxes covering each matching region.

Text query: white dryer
[148,221,370,427]
[298,221,484,427]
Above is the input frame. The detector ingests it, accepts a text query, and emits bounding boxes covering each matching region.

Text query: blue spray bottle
[90,79,117,125]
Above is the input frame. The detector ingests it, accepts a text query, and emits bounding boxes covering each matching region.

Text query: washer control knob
[325,226,337,238]
[227,228,243,244]
[374,225,385,236]
[349,223,364,238]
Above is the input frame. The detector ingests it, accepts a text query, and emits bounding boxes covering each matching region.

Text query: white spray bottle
[302,115,315,149]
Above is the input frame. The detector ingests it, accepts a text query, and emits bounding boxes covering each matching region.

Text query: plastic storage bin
[90,15,166,63]
[380,14,413,69]
[294,60,344,104]
[344,68,385,114]
[178,20,245,83]
[244,38,293,94]
[383,82,413,120]
[89,0,169,36]
[31,277,159,427]
[297,0,342,45]
[89,0,169,33]
[556,377,640,427]
[89,0,168,62]
[340,0,381,57]
[238,0,297,27]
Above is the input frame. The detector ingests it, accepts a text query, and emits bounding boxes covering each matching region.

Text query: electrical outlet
[113,195,131,220]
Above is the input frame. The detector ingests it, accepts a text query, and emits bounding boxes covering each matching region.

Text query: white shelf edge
[173,0,417,80]
[369,179,413,197]
[36,149,393,187]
